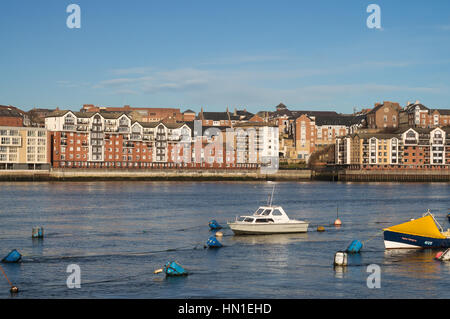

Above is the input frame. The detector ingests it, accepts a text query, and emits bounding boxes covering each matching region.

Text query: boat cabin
[236,206,291,224]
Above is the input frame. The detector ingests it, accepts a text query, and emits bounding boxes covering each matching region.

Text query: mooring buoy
[334,251,348,266]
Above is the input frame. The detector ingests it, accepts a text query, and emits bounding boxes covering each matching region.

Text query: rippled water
[0,181,449,299]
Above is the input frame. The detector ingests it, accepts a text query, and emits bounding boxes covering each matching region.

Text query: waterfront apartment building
[45,110,195,168]
[233,122,279,166]
[335,127,450,168]
[45,111,276,169]
[0,126,50,169]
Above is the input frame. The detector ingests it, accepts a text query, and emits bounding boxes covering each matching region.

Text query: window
[272,209,283,216]
[255,218,275,223]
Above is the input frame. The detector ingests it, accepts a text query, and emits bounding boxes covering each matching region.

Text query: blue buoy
[205,236,223,249]
[163,261,188,277]
[346,240,363,253]
[208,220,222,230]
[2,249,22,263]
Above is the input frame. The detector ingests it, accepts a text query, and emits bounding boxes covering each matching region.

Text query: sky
[0,0,450,114]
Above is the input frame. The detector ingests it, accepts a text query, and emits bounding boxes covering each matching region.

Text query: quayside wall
[1,168,449,182]
[0,168,312,181]
[339,169,450,182]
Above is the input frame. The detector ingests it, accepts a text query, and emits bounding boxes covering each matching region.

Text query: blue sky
[1,0,450,113]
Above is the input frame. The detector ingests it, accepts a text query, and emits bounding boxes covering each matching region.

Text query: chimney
[415,100,420,105]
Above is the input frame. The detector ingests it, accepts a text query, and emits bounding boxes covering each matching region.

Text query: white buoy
[215,231,223,237]
[436,248,450,261]
[334,251,348,266]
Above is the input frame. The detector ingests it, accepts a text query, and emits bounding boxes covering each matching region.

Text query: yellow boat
[383,210,450,249]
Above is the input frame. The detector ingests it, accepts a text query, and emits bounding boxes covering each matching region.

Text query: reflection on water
[384,249,443,280]
[230,233,308,245]
[0,181,449,298]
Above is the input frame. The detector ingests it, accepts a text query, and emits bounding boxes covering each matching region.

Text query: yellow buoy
[154,268,163,274]
[317,226,325,232]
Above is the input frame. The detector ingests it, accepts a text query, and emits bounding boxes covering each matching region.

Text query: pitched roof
[434,109,450,115]
[0,106,24,118]
[199,112,230,121]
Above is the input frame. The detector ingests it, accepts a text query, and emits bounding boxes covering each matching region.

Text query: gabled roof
[46,110,73,117]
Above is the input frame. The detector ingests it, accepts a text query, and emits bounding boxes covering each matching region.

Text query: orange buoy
[334,219,342,226]
[435,251,443,260]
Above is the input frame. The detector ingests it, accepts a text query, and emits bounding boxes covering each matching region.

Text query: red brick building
[0,106,24,127]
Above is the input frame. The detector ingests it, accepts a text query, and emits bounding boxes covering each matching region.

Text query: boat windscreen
[254,208,265,215]
[244,217,254,223]
[262,209,272,216]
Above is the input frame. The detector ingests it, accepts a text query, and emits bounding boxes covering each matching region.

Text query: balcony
[130,134,142,141]
[63,124,76,131]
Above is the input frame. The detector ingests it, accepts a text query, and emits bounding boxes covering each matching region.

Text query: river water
[0,181,449,299]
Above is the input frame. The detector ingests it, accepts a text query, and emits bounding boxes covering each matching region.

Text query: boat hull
[383,230,450,249]
[228,222,309,235]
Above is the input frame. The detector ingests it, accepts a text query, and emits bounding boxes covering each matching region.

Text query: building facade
[335,127,450,168]
[45,111,278,169]
[0,126,50,169]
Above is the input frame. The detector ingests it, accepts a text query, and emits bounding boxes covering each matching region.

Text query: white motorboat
[227,205,309,235]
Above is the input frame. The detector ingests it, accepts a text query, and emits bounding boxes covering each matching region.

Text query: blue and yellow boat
[384,211,450,249]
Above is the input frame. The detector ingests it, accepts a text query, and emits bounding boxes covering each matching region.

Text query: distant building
[262,103,365,161]
[366,101,401,129]
[399,101,450,128]
[0,106,25,127]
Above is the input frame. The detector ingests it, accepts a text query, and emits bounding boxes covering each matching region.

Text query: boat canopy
[384,215,446,239]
